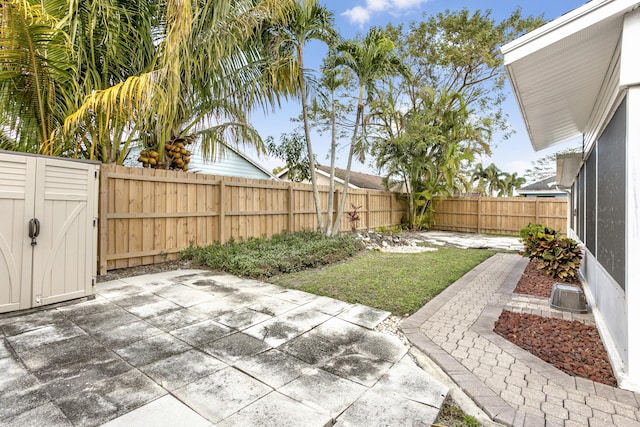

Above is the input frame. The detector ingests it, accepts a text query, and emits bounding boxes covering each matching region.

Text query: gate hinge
[95,170,99,179]
[92,277,96,288]
[93,218,97,227]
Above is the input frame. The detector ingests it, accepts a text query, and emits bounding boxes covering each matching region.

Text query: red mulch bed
[493,257,617,387]
[513,258,581,297]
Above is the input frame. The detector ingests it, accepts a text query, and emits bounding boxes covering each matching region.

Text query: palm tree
[498,172,526,197]
[470,163,488,195]
[269,0,337,231]
[331,27,406,235]
[484,163,503,196]
[0,0,78,155]
[62,0,297,166]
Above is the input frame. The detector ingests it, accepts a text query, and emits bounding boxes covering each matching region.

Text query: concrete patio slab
[200,331,272,364]
[217,391,333,427]
[278,368,367,416]
[333,388,441,427]
[139,349,226,391]
[0,269,450,426]
[172,367,271,423]
[100,395,213,427]
[337,303,391,329]
[54,369,165,426]
[213,306,273,330]
[233,348,311,389]
[144,308,207,332]
[114,333,191,367]
[170,319,233,347]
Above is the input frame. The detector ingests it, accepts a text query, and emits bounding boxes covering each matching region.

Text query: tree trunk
[298,45,324,231]
[326,89,337,236]
[332,88,363,236]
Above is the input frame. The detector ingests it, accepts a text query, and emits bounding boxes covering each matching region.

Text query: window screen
[596,98,626,290]
[585,149,597,253]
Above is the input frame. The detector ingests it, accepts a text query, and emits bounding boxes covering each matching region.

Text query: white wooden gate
[0,151,99,313]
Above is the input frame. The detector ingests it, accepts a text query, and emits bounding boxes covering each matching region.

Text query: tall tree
[269,0,337,231]
[332,27,406,235]
[524,146,581,184]
[377,90,486,229]
[0,0,78,155]
[62,0,298,165]
[498,172,526,197]
[386,8,545,142]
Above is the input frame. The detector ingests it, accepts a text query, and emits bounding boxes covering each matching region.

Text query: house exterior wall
[573,98,629,386]
[567,10,640,390]
[127,144,274,180]
[186,145,274,180]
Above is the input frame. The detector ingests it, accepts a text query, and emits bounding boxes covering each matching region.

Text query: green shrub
[180,230,359,279]
[519,224,582,279]
[520,223,554,258]
[537,237,582,280]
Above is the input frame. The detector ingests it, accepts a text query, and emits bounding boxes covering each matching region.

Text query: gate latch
[28,218,40,246]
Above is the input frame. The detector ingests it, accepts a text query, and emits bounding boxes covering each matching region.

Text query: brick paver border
[402,253,640,427]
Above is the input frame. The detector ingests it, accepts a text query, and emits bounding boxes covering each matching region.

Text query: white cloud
[341,6,371,26]
[391,0,426,9]
[342,0,429,25]
[366,0,390,11]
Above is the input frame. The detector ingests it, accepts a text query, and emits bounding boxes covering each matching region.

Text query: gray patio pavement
[4,231,639,426]
[0,270,447,426]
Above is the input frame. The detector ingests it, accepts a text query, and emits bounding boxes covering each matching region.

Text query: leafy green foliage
[470,163,526,197]
[375,89,483,229]
[538,237,582,280]
[520,224,582,279]
[180,231,358,279]
[520,223,551,256]
[267,130,315,182]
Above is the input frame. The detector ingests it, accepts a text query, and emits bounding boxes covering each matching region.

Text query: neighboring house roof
[502,0,638,151]
[126,142,278,180]
[519,176,557,192]
[517,176,565,197]
[277,165,388,191]
[316,166,386,191]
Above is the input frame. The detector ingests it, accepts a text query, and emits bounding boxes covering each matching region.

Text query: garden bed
[494,258,616,387]
[513,258,581,297]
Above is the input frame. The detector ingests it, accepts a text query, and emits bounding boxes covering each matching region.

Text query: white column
[624,87,640,391]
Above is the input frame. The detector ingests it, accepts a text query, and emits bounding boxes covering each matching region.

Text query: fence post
[477,198,481,233]
[535,198,540,224]
[288,184,294,231]
[390,193,394,226]
[219,181,226,243]
[98,165,109,275]
[366,192,371,230]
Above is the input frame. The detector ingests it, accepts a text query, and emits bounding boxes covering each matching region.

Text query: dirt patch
[513,258,581,297]
[495,258,616,387]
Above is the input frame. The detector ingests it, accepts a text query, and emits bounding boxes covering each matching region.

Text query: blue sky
[246,0,587,179]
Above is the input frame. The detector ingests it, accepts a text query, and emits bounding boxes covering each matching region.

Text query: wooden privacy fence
[99,165,405,273]
[431,197,568,236]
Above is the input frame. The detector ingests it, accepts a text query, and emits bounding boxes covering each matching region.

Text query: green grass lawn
[269,247,497,315]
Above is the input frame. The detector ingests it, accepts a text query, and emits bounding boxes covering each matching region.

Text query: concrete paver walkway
[402,253,640,427]
[1,270,447,426]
